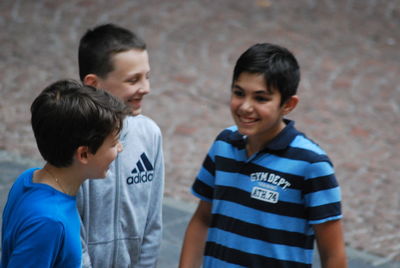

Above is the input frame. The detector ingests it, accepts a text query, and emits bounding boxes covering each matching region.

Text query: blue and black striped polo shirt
[192,119,342,267]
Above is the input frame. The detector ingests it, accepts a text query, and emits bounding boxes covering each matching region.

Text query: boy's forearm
[320,255,348,268]
[179,201,211,268]
[80,224,93,268]
[315,220,347,268]
[137,212,162,267]
[179,219,208,268]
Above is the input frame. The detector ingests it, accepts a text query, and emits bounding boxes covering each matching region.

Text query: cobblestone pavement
[0,0,399,264]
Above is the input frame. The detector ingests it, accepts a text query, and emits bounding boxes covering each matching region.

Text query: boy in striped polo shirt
[179,43,347,268]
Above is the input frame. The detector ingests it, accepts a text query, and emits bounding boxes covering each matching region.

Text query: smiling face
[88,131,123,179]
[230,72,297,149]
[96,49,150,115]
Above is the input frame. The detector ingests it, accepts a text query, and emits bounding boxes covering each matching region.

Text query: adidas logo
[126,153,154,185]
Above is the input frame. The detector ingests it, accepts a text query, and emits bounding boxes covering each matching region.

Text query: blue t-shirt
[1,168,81,268]
[192,120,342,268]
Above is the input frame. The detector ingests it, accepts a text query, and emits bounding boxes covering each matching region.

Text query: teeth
[240,118,256,123]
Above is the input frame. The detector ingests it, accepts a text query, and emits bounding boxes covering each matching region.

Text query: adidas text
[127,171,154,184]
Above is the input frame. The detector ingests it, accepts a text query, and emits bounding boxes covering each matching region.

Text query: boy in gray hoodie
[77,24,165,268]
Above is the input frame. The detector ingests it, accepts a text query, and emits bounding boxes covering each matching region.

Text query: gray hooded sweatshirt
[77,115,164,268]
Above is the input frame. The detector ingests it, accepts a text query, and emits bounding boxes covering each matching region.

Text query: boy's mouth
[128,97,142,103]
[126,98,144,115]
[238,115,258,124]
[126,98,143,108]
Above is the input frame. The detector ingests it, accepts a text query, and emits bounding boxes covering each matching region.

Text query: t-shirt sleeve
[191,141,218,202]
[7,217,65,267]
[303,160,342,225]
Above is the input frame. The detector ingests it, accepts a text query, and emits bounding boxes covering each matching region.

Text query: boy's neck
[246,119,287,157]
[34,164,84,196]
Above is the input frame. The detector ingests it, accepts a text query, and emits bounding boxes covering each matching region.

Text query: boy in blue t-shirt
[179,43,347,267]
[1,80,127,267]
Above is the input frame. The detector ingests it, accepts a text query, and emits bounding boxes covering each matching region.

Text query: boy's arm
[76,185,93,268]
[8,218,64,267]
[179,200,212,268]
[80,223,93,268]
[314,219,347,268]
[137,135,165,267]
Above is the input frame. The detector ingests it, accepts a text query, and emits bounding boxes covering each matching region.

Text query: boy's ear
[75,146,90,164]
[282,95,299,115]
[83,74,100,87]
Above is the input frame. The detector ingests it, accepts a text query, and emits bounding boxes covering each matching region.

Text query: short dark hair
[78,23,146,81]
[232,43,300,105]
[31,80,128,167]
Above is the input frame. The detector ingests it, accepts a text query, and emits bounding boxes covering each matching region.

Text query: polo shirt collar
[261,119,298,151]
[229,119,298,151]
[228,129,247,149]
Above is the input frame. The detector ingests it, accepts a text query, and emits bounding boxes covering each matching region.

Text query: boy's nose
[117,141,123,152]
[240,99,253,113]
[138,80,150,95]
[138,86,150,95]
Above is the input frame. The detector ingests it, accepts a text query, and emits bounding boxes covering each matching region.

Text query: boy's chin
[130,108,142,116]
[105,169,112,178]
[236,126,254,136]
[97,169,112,179]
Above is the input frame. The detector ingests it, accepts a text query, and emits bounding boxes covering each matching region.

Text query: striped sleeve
[192,128,238,202]
[192,142,218,202]
[304,158,342,224]
[291,134,342,224]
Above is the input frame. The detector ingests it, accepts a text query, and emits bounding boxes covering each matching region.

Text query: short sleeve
[303,161,342,224]
[191,141,218,202]
[7,217,65,267]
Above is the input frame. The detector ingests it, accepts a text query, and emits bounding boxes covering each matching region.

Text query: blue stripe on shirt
[207,228,313,263]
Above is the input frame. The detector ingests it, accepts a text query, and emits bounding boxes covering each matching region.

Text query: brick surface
[0,0,399,263]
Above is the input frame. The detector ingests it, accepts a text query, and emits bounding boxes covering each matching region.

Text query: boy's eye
[128,79,139,84]
[126,76,141,84]
[232,89,244,97]
[255,96,269,102]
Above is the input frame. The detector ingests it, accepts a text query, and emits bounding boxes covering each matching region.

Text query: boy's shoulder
[10,168,38,192]
[119,115,163,148]
[215,125,243,143]
[290,132,327,155]
[270,120,332,164]
[288,130,332,164]
[216,125,239,138]
[124,114,161,134]
[212,126,247,151]
[7,168,72,220]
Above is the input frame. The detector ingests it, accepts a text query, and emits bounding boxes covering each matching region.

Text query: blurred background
[0,0,399,264]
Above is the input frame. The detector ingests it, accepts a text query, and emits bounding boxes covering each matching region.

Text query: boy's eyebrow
[124,73,140,81]
[232,84,272,95]
[124,70,151,81]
